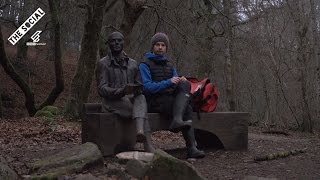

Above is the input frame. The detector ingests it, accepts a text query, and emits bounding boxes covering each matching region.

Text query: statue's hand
[124,83,142,95]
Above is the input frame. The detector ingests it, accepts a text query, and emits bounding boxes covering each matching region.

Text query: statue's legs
[133,94,155,152]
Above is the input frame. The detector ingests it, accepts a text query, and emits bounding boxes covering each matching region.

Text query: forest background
[0,0,319,133]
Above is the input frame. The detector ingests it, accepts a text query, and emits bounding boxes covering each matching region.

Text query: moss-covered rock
[126,159,150,179]
[144,149,206,180]
[34,106,60,120]
[74,173,100,180]
[0,161,18,180]
[30,142,103,179]
[41,106,59,115]
[34,110,55,119]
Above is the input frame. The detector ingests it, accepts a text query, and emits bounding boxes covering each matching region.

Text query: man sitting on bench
[95,32,154,152]
[139,32,205,158]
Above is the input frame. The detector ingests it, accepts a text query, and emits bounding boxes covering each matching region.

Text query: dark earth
[0,117,319,179]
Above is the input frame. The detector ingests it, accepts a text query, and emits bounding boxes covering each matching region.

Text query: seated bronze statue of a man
[95,32,154,153]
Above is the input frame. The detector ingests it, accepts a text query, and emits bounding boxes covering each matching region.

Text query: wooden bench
[81,103,249,156]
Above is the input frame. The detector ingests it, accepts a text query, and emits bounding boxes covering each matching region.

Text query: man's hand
[180,76,187,81]
[171,76,187,84]
[171,77,180,84]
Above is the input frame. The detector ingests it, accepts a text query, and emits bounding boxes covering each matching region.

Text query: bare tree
[0,0,64,116]
[64,0,107,118]
[310,0,320,120]
[120,0,147,46]
[0,0,37,62]
[0,24,36,115]
[286,0,313,132]
[16,0,29,62]
[223,0,236,111]
[42,0,64,109]
[0,84,3,118]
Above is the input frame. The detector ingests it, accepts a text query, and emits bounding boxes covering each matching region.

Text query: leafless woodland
[0,0,319,132]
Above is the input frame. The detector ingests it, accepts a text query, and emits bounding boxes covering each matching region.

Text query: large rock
[144,149,206,180]
[30,142,103,179]
[74,173,100,180]
[0,161,18,180]
[126,159,149,179]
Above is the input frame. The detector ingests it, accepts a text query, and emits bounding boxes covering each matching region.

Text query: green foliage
[41,106,60,115]
[34,106,60,129]
[35,106,59,118]
[34,110,55,119]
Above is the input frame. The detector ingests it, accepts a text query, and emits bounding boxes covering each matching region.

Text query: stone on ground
[126,159,149,179]
[144,149,206,180]
[30,142,103,179]
[116,151,154,162]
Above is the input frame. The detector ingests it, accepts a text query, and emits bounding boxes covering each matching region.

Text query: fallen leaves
[0,117,81,175]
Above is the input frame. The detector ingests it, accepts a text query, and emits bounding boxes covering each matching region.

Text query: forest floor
[0,117,319,180]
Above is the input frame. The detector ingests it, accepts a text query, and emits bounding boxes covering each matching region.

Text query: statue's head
[108,32,124,55]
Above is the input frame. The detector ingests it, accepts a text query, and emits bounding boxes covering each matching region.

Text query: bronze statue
[95,32,154,152]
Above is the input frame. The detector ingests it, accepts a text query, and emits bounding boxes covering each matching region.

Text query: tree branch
[0,25,36,116]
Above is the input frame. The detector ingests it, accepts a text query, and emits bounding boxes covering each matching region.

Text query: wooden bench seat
[81,103,249,156]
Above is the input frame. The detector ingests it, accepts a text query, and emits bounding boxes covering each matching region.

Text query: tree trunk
[99,0,147,57]
[0,84,2,118]
[120,0,147,47]
[288,0,313,132]
[310,0,320,123]
[16,0,28,62]
[64,0,107,118]
[298,32,312,132]
[261,71,271,126]
[38,0,65,110]
[16,37,29,61]
[0,25,37,116]
[223,0,236,111]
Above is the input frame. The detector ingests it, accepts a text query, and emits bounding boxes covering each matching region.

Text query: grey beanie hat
[151,32,169,49]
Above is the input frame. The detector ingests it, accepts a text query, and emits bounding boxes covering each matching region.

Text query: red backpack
[187,77,219,113]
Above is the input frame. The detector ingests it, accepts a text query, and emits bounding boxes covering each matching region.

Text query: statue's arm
[96,61,125,99]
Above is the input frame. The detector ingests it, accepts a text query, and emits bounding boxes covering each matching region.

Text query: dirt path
[0,118,319,179]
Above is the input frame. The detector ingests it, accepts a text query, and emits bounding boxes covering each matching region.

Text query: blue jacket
[139,52,178,94]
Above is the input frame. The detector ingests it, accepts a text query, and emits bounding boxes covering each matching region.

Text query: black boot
[182,127,205,159]
[169,92,192,132]
[135,117,146,143]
